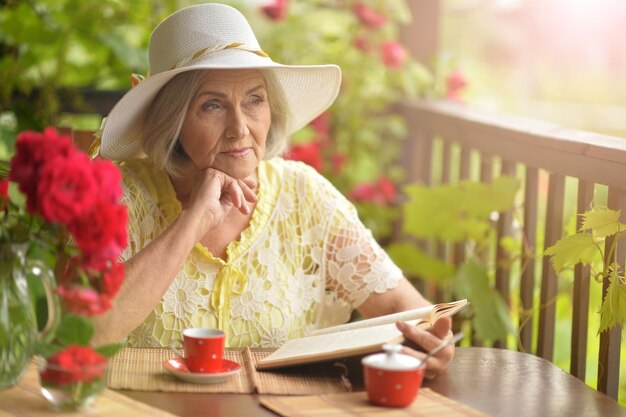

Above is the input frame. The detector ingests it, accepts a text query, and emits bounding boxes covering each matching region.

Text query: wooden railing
[401,99,626,400]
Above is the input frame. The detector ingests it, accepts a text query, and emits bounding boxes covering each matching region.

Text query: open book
[256,299,468,370]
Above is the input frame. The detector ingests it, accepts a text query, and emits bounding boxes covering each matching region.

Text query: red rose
[0,178,8,208]
[99,263,124,299]
[285,141,324,172]
[446,69,467,102]
[353,36,372,52]
[261,0,288,21]
[57,285,112,316]
[69,201,128,270]
[330,153,348,174]
[91,159,123,203]
[310,112,331,136]
[353,2,387,29]
[378,176,397,202]
[37,152,98,224]
[380,41,407,70]
[350,182,379,203]
[9,128,73,212]
[40,345,108,386]
[349,176,397,205]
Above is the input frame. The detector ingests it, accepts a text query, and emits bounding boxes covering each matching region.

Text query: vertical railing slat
[537,173,565,361]
[570,180,594,380]
[435,140,452,302]
[452,146,471,268]
[519,167,539,353]
[493,160,516,349]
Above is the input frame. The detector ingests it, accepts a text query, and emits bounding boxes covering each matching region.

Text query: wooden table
[120,347,625,417]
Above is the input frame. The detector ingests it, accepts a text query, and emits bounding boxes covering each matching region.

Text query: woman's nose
[225,107,250,140]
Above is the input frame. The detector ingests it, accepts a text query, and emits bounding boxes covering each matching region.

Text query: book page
[256,319,421,369]
[310,305,434,336]
[310,299,468,337]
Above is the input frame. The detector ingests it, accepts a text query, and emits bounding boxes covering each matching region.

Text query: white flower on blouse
[231,278,268,321]
[258,234,280,266]
[162,279,204,319]
[275,193,295,220]
[260,326,289,348]
[363,258,401,293]
[287,269,318,316]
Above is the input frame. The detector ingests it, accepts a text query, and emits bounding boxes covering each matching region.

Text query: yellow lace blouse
[119,157,402,348]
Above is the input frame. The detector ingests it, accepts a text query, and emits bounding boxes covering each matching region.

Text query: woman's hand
[395,317,454,379]
[184,168,258,238]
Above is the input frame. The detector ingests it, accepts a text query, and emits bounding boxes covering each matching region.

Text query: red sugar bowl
[362,343,425,407]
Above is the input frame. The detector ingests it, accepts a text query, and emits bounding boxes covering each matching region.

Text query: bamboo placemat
[259,389,491,417]
[107,347,255,393]
[0,364,176,417]
[107,347,349,395]
[250,350,349,395]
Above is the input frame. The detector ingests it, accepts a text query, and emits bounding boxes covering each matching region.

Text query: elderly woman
[93,3,453,378]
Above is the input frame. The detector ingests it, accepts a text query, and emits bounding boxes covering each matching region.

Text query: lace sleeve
[118,165,162,262]
[320,180,403,309]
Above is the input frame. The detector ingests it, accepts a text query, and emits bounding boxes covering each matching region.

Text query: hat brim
[100,49,341,161]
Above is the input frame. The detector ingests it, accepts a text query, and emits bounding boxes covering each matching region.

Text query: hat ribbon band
[169,42,269,70]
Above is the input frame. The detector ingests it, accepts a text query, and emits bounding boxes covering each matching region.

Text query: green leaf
[544,233,599,272]
[453,259,514,342]
[581,207,626,238]
[599,272,626,334]
[386,242,455,284]
[34,341,64,358]
[95,343,124,358]
[55,314,94,346]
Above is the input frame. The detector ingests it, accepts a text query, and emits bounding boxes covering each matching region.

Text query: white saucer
[163,358,242,384]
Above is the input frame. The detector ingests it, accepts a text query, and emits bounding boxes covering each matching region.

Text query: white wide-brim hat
[99,3,341,161]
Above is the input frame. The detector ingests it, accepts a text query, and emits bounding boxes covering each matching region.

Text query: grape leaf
[544,233,599,272]
[386,242,455,283]
[453,259,514,342]
[599,272,626,334]
[581,207,626,238]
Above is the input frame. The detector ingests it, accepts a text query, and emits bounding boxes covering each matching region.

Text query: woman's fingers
[396,321,442,353]
[238,179,258,203]
[225,179,247,214]
[395,320,455,379]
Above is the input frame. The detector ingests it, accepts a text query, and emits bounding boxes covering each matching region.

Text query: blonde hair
[141,69,291,178]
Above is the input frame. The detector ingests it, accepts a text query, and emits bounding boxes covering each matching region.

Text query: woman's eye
[249,96,265,106]
[202,101,220,111]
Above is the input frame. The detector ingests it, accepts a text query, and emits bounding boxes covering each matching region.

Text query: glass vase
[0,243,58,389]
[37,358,109,412]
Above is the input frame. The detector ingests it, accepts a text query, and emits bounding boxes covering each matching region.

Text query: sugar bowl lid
[362,344,423,371]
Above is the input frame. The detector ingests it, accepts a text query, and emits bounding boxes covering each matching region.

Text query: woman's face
[178,69,271,179]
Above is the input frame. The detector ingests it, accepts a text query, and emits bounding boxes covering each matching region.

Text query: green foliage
[580,207,626,238]
[599,269,626,334]
[0,0,154,129]
[454,259,514,342]
[95,342,123,358]
[386,242,454,284]
[402,176,519,243]
[543,233,600,272]
[545,207,626,333]
[394,176,519,341]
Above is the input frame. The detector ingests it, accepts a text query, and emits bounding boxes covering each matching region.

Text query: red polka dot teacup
[362,344,425,407]
[169,328,225,373]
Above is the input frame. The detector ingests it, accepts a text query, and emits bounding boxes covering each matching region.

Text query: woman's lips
[222,148,252,158]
